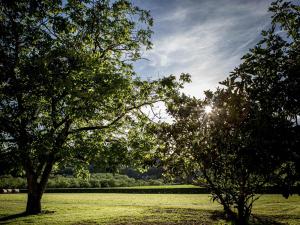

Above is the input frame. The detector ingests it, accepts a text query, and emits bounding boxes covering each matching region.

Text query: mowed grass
[0,194,300,225]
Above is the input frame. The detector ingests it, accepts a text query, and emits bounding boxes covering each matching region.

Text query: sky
[132,0,274,98]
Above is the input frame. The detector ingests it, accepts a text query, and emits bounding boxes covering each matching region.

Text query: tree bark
[26,175,42,215]
[236,202,250,225]
[26,191,42,215]
[25,159,54,215]
[223,204,236,221]
[236,214,250,225]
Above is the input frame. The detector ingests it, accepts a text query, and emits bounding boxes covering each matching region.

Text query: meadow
[0,194,300,225]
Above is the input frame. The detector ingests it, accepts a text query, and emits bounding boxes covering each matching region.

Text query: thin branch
[0,138,16,143]
[69,99,164,134]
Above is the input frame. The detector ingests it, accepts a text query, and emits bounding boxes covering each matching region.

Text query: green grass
[0,194,299,225]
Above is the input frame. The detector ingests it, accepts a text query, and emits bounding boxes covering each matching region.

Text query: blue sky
[133,0,274,98]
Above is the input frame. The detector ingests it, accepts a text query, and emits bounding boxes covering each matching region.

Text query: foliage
[37,187,207,194]
[120,167,163,180]
[0,175,26,189]
[0,0,189,214]
[0,151,24,176]
[155,1,300,224]
[0,173,166,189]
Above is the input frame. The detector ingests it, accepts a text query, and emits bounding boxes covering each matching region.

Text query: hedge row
[0,173,165,189]
[0,177,26,189]
[19,187,208,194]
[18,186,300,194]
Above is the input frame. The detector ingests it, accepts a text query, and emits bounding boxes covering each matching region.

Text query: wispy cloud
[133,0,273,98]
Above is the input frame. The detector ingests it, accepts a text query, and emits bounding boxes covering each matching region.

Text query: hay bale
[0,189,7,193]
[12,189,20,193]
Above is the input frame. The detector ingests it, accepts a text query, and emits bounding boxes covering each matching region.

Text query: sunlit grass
[0,194,299,224]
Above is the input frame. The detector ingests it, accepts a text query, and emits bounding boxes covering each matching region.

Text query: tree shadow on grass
[251,216,287,225]
[2,209,299,225]
[210,210,293,225]
[109,208,228,225]
[71,220,99,225]
[0,210,55,223]
[108,208,300,225]
[250,213,300,225]
[0,212,27,222]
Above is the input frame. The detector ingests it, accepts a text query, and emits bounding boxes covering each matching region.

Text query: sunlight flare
[204,105,212,114]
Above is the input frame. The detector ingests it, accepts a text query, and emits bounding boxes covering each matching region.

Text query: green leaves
[0,0,191,214]
[0,0,189,198]
[154,1,300,224]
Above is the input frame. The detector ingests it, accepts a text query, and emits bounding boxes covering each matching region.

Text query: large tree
[0,0,188,214]
[156,1,300,224]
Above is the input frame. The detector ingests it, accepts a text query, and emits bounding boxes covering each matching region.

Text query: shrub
[0,173,168,189]
[0,177,26,189]
[69,178,80,188]
[107,178,117,187]
[148,179,164,186]
[55,177,70,188]
[89,179,101,188]
[100,179,110,188]
[79,179,91,188]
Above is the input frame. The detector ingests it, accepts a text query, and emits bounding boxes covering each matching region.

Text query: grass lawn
[0,194,299,225]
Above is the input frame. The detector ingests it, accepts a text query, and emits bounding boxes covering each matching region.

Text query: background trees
[1,0,298,223]
[0,0,188,214]
[156,1,300,224]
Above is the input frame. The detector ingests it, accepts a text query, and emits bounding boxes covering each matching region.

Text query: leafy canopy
[155,1,300,224]
[0,0,190,214]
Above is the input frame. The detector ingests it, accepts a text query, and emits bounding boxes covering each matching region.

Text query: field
[0,194,300,225]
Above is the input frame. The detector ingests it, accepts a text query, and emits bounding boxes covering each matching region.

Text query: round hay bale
[12,189,20,193]
[0,189,7,193]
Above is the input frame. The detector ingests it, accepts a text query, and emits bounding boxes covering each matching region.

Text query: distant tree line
[0,173,165,189]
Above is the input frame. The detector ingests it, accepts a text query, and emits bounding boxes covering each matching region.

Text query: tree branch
[68,99,163,134]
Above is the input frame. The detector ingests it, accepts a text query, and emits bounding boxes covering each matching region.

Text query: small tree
[156,1,299,224]
[0,0,188,214]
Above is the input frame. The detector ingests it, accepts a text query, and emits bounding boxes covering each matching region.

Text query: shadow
[71,220,98,225]
[209,210,227,221]
[0,210,55,223]
[209,211,288,225]
[125,208,299,225]
[250,214,297,225]
[0,212,27,222]
[110,208,228,225]
[251,216,286,225]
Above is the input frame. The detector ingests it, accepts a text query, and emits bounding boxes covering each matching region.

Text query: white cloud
[158,7,191,23]
[134,0,273,98]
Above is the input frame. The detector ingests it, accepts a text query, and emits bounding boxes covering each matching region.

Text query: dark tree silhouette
[156,1,300,224]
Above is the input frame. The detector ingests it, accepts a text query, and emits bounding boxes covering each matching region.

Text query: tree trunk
[26,176,42,215]
[26,191,42,215]
[236,203,250,225]
[236,214,249,225]
[25,160,53,215]
[223,205,236,221]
